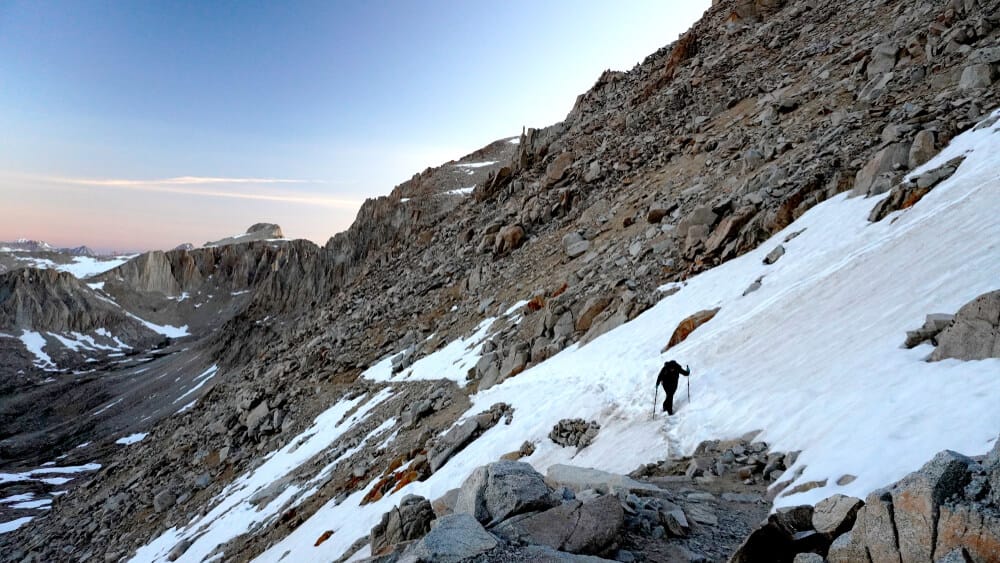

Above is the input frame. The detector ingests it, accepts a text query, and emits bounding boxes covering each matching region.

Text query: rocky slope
[2,0,999,561]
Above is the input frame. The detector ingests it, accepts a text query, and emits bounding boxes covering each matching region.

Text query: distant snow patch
[125,312,189,338]
[444,186,475,196]
[19,331,55,370]
[59,255,134,279]
[10,498,51,510]
[115,433,147,445]
[0,463,101,485]
[453,161,496,168]
[0,517,33,534]
[173,365,219,403]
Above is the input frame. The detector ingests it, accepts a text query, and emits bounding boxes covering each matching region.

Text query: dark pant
[661,384,677,415]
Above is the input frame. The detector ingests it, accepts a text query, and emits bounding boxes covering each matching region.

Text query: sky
[0,1,710,253]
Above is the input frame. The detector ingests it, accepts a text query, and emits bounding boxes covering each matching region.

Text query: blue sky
[0,1,709,251]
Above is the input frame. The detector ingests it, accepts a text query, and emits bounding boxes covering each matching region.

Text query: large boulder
[812,494,864,537]
[493,494,624,555]
[494,225,526,255]
[428,419,480,473]
[663,308,720,351]
[545,152,575,185]
[454,461,558,526]
[370,495,436,557]
[930,290,1000,361]
[563,232,591,259]
[853,142,911,196]
[398,513,498,563]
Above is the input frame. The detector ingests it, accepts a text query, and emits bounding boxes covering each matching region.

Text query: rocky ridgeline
[4,0,1000,560]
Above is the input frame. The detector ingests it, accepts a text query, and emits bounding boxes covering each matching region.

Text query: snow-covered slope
[134,110,1000,562]
[2,253,135,279]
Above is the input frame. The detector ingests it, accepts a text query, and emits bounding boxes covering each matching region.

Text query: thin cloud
[34,174,363,210]
[54,175,314,187]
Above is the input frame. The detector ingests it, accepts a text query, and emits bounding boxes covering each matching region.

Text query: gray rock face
[959,63,995,90]
[246,223,283,237]
[370,495,436,557]
[0,268,157,339]
[153,490,176,513]
[763,245,785,265]
[428,419,479,473]
[853,142,912,196]
[563,232,591,259]
[909,130,937,169]
[493,494,624,555]
[812,494,864,536]
[867,41,899,78]
[903,313,955,349]
[398,513,498,563]
[930,290,1000,361]
[454,461,557,526]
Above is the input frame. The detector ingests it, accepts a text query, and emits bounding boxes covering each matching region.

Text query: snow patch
[173,365,219,403]
[0,517,33,534]
[362,317,496,384]
[453,161,496,168]
[19,331,55,370]
[125,312,189,338]
[115,433,147,445]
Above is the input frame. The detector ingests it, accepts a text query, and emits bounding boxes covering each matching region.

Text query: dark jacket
[656,360,690,392]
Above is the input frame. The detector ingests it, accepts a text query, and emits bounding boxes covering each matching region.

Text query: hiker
[656,360,690,415]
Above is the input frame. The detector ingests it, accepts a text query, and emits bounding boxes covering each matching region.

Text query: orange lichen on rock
[664,308,721,351]
[391,470,421,493]
[314,530,334,547]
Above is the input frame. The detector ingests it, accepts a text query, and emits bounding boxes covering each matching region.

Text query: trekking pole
[652,385,658,418]
[687,367,691,404]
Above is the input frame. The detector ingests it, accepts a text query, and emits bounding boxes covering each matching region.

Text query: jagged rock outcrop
[732,439,1000,563]
[0,268,161,347]
[325,138,517,285]
[930,289,1000,361]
